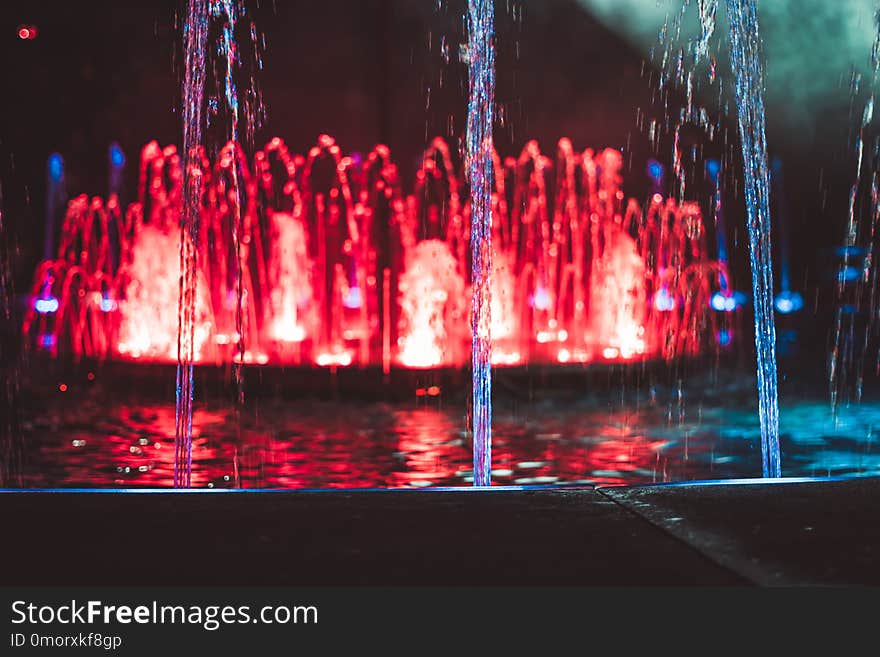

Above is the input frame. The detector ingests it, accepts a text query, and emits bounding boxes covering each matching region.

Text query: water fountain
[12,0,880,492]
[9,0,880,608]
[21,135,726,372]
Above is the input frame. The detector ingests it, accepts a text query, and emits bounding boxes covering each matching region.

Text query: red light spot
[58,383,68,392]
[87,372,96,381]
[427,386,441,396]
[415,387,427,397]
[17,25,37,40]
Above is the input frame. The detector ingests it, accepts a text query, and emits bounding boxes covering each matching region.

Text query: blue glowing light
[109,143,126,168]
[654,287,676,311]
[710,292,731,312]
[532,286,550,310]
[48,153,64,183]
[774,290,804,314]
[838,266,861,283]
[39,334,56,348]
[834,246,868,258]
[637,474,864,489]
[342,286,363,309]
[710,291,746,313]
[646,159,664,181]
[717,329,732,346]
[34,297,59,313]
[100,297,118,312]
[706,159,720,181]
[8,475,869,495]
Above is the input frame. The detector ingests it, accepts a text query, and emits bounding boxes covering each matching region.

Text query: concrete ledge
[0,488,741,586]
[601,477,880,585]
[4,479,876,585]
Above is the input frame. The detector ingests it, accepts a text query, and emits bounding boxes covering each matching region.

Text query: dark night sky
[0,0,857,339]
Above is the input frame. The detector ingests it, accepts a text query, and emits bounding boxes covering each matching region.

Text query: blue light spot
[100,297,118,312]
[706,159,720,181]
[532,287,550,310]
[342,287,362,309]
[647,159,663,181]
[838,266,861,283]
[775,298,793,314]
[110,143,126,168]
[710,292,728,312]
[774,290,804,314]
[710,291,744,313]
[39,334,56,348]
[654,287,676,311]
[834,246,868,258]
[34,297,59,313]
[48,153,64,183]
[717,329,732,346]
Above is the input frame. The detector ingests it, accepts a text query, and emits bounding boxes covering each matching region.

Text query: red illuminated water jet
[23,135,730,368]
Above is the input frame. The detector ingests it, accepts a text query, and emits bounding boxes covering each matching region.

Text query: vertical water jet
[467,0,495,487]
[213,0,247,405]
[175,0,209,488]
[724,0,781,477]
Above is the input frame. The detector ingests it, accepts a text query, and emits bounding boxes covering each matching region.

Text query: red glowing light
[58,383,67,392]
[22,136,724,368]
[17,25,37,40]
[415,388,427,397]
[87,372,96,381]
[427,386,441,396]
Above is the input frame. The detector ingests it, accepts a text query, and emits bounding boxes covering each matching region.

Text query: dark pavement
[0,478,878,585]
[601,477,880,585]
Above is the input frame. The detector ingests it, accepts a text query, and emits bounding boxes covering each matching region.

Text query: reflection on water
[13,390,880,488]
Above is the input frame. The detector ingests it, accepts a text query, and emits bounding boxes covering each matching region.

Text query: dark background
[0,0,861,358]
